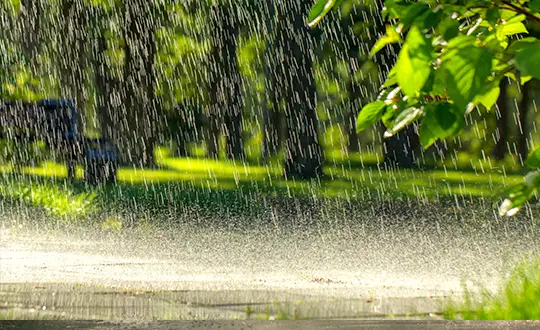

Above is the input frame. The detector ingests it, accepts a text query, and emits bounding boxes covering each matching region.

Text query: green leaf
[439,18,460,41]
[430,70,448,96]
[399,4,429,30]
[370,25,402,57]
[516,45,540,80]
[521,75,533,85]
[441,46,492,111]
[415,9,442,31]
[420,103,464,148]
[485,7,500,24]
[496,21,528,39]
[382,108,397,128]
[508,37,540,52]
[385,106,423,137]
[529,0,540,11]
[506,14,526,24]
[382,66,398,88]
[396,26,434,98]
[475,84,500,110]
[356,101,387,133]
[499,170,538,216]
[527,147,540,168]
[308,0,337,28]
[383,0,411,19]
[445,35,476,50]
[498,186,527,216]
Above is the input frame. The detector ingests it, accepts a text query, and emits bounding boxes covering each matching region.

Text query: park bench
[0,99,118,183]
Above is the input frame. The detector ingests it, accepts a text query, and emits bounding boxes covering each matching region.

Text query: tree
[309,0,540,215]
[18,0,43,64]
[58,0,90,134]
[517,80,532,162]
[262,40,285,161]
[0,1,43,101]
[315,1,372,153]
[121,0,160,166]
[151,2,210,158]
[207,3,244,160]
[90,4,120,145]
[312,0,421,166]
[493,78,509,161]
[279,0,324,179]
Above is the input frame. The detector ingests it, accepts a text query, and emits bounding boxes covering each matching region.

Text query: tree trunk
[345,58,363,153]
[205,104,220,160]
[207,4,244,161]
[280,0,324,179]
[93,21,119,144]
[517,81,530,162]
[493,78,509,161]
[58,0,88,135]
[262,42,284,161]
[383,125,419,168]
[262,100,283,161]
[345,110,360,153]
[260,1,283,162]
[122,1,157,167]
[19,0,42,64]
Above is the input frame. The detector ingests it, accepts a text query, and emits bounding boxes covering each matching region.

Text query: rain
[0,0,539,324]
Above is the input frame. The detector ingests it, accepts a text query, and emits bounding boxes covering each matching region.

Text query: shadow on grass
[0,154,530,228]
[1,165,538,237]
[1,155,525,206]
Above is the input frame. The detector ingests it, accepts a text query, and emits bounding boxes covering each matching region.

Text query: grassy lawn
[0,147,529,220]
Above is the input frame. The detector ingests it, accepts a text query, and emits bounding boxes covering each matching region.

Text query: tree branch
[501,0,540,24]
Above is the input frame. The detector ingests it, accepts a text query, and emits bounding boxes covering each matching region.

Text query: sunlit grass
[0,147,530,218]
[326,148,382,166]
[444,257,540,320]
[0,156,525,201]
[7,157,523,200]
[0,179,96,217]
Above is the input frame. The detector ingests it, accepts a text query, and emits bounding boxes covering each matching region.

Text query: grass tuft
[444,257,540,320]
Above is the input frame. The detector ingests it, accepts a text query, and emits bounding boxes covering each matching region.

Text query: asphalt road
[2,320,540,330]
[1,222,538,320]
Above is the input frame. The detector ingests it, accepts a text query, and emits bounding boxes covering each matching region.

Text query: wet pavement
[1,320,540,329]
[0,283,445,320]
[1,224,538,320]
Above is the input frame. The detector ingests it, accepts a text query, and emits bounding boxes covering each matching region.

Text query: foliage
[0,140,47,166]
[310,0,540,215]
[444,257,540,320]
[0,36,43,101]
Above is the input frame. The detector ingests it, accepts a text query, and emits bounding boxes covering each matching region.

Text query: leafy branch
[501,0,540,23]
[309,0,540,216]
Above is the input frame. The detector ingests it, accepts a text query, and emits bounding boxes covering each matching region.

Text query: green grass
[0,176,96,218]
[444,257,540,320]
[0,147,530,222]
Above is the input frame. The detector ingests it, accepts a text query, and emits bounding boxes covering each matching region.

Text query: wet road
[2,320,540,330]
[1,221,538,319]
